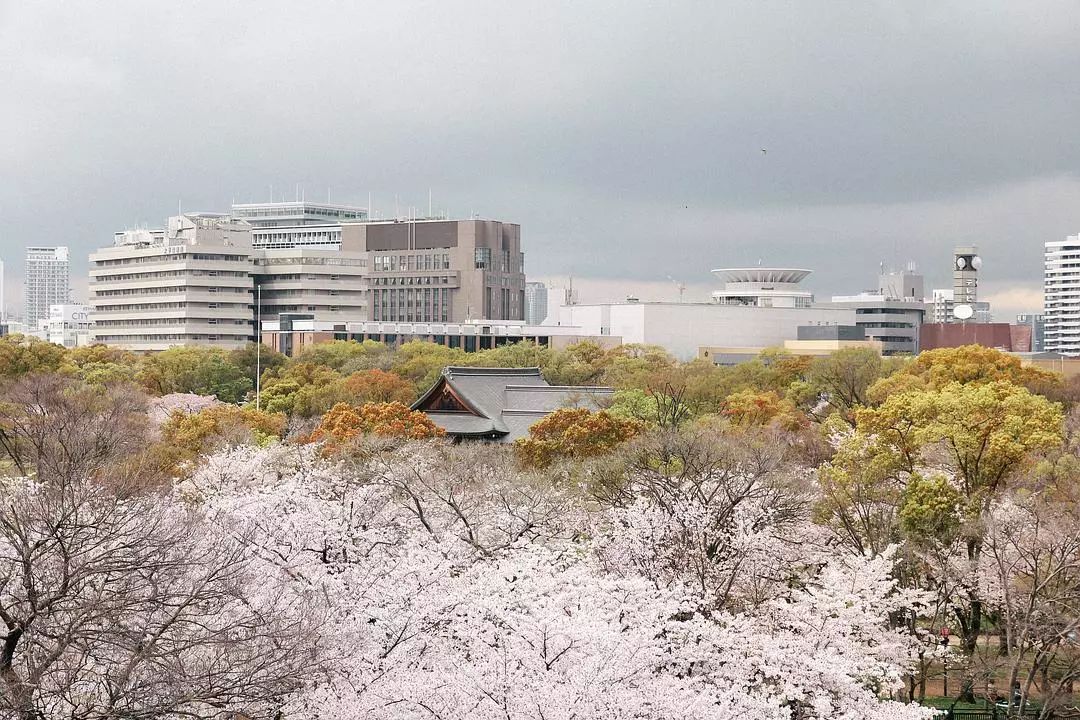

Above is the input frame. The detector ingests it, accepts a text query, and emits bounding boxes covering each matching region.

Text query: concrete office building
[1016,313,1046,353]
[525,281,549,325]
[1045,233,1080,355]
[232,201,373,324]
[89,215,254,351]
[253,248,368,323]
[830,266,926,355]
[558,268,855,360]
[24,247,70,329]
[341,218,525,323]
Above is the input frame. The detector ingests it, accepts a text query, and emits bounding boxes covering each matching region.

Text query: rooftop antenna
[269,185,273,203]
[367,191,372,218]
[428,188,432,218]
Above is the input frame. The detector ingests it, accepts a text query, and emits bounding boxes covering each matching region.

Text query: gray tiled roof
[413,367,614,442]
[424,413,502,437]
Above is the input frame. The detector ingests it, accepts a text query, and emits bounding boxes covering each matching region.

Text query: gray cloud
[1,0,1077,317]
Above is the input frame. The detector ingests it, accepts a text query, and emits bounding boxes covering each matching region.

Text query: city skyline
[4,2,1079,322]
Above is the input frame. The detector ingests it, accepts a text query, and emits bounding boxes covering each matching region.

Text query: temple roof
[412,366,614,442]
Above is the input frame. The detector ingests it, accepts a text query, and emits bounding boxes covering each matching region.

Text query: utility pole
[255,284,262,411]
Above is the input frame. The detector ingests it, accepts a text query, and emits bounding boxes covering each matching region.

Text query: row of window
[373,252,452,272]
[261,304,360,314]
[94,286,248,297]
[94,269,251,281]
[253,256,366,267]
[372,287,451,323]
[92,301,248,312]
[261,289,365,298]
[370,275,454,287]
[95,253,248,267]
[93,334,245,342]
[95,318,249,327]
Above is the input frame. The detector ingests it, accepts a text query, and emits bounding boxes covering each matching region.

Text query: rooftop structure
[231,201,367,228]
[710,268,814,308]
[412,366,614,442]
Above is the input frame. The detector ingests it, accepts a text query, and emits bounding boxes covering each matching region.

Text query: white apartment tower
[1044,233,1080,356]
[524,281,549,325]
[24,246,70,328]
[89,215,254,351]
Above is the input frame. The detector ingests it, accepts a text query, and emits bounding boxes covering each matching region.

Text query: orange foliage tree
[721,388,806,431]
[515,407,643,468]
[311,401,444,450]
[342,369,417,405]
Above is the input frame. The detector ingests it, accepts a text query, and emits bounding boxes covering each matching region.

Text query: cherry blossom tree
[189,441,934,720]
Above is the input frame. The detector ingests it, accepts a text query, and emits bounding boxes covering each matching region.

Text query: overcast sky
[3,1,1079,318]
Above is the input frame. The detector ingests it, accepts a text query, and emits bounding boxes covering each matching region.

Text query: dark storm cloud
[2,0,1078,315]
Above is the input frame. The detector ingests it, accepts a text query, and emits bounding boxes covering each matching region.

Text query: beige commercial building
[340,219,525,323]
[89,215,254,351]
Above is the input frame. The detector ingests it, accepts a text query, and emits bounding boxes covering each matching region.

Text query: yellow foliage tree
[722,388,806,431]
[855,380,1062,507]
[162,405,287,457]
[867,345,1061,403]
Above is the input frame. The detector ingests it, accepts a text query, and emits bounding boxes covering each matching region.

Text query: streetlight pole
[255,284,261,411]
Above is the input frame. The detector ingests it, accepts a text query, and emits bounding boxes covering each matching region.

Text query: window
[474,247,491,269]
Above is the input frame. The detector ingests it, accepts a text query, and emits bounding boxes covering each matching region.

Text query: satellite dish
[971,256,982,270]
[956,257,968,270]
[954,304,974,320]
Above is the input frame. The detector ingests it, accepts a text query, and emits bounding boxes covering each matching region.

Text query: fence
[942,709,1042,720]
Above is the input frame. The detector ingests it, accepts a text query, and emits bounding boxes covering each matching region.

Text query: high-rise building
[24,247,70,328]
[89,215,254,351]
[1044,234,1080,355]
[342,218,525,323]
[524,282,549,325]
[1016,313,1046,353]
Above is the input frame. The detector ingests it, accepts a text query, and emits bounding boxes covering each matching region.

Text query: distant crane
[667,275,686,303]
